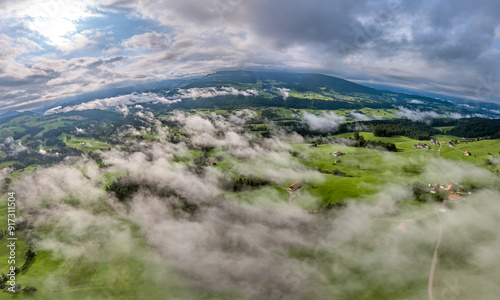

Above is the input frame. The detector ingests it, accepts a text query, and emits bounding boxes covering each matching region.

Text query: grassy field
[0,161,16,169]
[64,136,111,154]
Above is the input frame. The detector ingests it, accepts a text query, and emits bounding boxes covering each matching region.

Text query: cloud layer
[302,111,345,132]
[6,111,500,299]
[43,86,259,115]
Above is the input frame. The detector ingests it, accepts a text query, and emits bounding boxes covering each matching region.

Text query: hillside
[182,70,382,95]
[35,70,500,118]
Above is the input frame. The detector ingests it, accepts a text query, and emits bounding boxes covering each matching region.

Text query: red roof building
[288,182,302,191]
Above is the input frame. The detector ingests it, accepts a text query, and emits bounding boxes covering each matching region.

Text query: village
[285,146,473,211]
[428,182,470,201]
[414,138,472,156]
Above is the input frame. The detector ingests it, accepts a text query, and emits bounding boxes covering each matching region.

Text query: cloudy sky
[1,0,500,113]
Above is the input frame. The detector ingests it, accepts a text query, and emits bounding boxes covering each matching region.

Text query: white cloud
[302,111,345,132]
[14,0,101,51]
[116,104,129,116]
[396,107,496,121]
[350,112,373,121]
[175,86,258,99]
[396,107,457,121]
[276,87,290,100]
[154,98,182,105]
[102,46,121,54]
[0,136,28,155]
[54,33,97,53]
[43,86,260,115]
[409,99,424,104]
[124,32,171,50]
[44,92,175,115]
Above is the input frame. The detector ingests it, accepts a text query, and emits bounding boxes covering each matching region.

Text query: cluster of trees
[45,138,66,147]
[0,147,84,171]
[158,187,199,216]
[221,175,272,192]
[12,125,44,140]
[282,97,392,110]
[42,129,63,139]
[261,109,280,119]
[0,249,37,293]
[372,124,432,140]
[106,178,140,201]
[367,119,437,140]
[353,132,397,152]
[486,156,500,166]
[412,182,446,202]
[156,94,394,112]
[106,177,200,215]
[18,249,36,274]
[279,118,438,140]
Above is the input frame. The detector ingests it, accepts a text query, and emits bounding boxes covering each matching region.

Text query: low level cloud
[44,87,259,115]
[44,92,175,115]
[174,87,258,99]
[302,111,345,132]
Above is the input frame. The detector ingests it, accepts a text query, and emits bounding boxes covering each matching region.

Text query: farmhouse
[463,151,471,156]
[430,139,440,146]
[447,142,455,147]
[331,151,345,157]
[414,143,429,149]
[288,182,302,191]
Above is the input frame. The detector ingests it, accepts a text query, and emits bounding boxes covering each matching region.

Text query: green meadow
[63,136,111,154]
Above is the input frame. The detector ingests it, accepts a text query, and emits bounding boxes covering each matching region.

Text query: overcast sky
[1,0,500,112]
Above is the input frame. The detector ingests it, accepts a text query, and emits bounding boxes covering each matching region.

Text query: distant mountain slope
[182,70,381,95]
[0,111,39,123]
[0,110,22,121]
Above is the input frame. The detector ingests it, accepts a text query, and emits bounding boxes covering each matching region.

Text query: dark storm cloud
[248,0,367,50]
[404,0,499,60]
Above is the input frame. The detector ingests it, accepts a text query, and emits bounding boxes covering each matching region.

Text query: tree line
[448,118,500,138]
